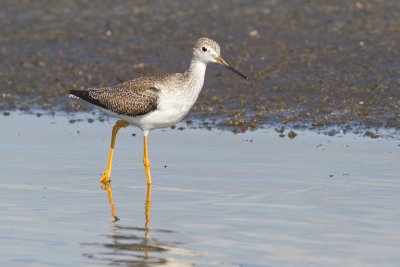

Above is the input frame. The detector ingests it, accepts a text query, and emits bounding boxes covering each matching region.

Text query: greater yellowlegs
[69,37,247,187]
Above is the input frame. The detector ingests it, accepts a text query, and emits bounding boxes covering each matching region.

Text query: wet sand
[1,114,399,266]
[1,1,399,131]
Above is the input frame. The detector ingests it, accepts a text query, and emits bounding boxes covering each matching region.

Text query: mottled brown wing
[69,83,159,117]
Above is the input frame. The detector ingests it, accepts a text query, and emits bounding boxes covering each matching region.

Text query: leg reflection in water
[145,184,152,239]
[83,182,201,265]
[96,182,169,264]
[101,181,120,222]
[101,181,152,234]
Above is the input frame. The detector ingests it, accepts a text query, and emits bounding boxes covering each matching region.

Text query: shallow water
[1,114,399,266]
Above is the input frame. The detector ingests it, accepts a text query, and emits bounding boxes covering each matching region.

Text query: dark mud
[0,0,399,131]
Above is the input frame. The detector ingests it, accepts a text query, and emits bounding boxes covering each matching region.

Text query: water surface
[0,114,399,266]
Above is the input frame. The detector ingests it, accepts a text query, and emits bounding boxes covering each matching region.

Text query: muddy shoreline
[1,0,399,131]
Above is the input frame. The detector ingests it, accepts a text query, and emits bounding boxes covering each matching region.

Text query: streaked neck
[184,58,207,94]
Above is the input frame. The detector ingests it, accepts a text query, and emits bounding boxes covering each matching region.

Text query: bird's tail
[69,90,88,99]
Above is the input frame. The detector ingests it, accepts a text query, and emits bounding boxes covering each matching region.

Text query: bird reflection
[103,181,169,252]
[101,181,120,221]
[144,183,151,239]
[101,181,152,235]
[82,181,201,265]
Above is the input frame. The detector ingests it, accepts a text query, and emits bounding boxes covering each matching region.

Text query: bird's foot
[99,171,111,185]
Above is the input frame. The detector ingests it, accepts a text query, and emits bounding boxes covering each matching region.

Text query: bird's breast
[158,96,195,115]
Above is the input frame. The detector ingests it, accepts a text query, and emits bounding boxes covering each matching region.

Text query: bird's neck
[184,58,207,95]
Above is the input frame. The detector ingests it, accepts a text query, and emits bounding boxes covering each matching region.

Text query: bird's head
[193,37,248,80]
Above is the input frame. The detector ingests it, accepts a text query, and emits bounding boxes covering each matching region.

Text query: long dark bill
[216,56,248,80]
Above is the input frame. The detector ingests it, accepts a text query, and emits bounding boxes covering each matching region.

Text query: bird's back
[69,73,184,117]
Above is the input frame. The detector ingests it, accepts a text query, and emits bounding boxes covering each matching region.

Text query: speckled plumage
[69,37,246,133]
[68,37,247,192]
[70,75,176,117]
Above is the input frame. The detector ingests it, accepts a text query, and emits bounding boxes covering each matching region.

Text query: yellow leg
[101,181,120,221]
[99,120,129,184]
[143,135,152,185]
[145,184,152,238]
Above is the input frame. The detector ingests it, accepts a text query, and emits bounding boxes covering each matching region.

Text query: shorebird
[69,37,247,186]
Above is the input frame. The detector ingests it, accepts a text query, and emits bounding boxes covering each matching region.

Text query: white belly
[99,61,206,132]
[100,99,193,131]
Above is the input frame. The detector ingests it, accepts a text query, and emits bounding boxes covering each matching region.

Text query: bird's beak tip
[216,56,248,80]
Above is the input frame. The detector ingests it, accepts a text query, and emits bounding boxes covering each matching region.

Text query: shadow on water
[81,182,202,266]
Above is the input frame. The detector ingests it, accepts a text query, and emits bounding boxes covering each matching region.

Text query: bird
[69,37,248,187]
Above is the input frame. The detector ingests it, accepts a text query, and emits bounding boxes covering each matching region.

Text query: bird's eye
[202,47,207,52]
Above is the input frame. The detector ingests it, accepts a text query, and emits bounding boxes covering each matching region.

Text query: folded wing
[69,78,160,117]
